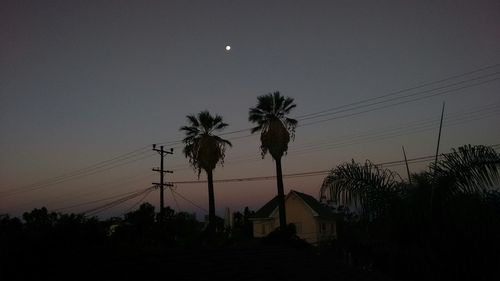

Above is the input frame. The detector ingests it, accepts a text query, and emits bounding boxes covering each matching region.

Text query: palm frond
[283,97,296,113]
[214,121,229,131]
[180,111,232,176]
[186,114,199,127]
[214,136,233,147]
[250,125,262,134]
[320,160,403,218]
[248,91,297,159]
[433,145,500,195]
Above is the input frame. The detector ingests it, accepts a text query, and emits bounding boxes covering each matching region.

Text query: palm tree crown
[180,111,232,176]
[248,91,298,159]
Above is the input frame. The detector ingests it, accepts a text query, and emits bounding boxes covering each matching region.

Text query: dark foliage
[321,145,500,280]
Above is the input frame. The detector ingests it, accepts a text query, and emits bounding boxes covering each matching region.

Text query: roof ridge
[252,190,336,219]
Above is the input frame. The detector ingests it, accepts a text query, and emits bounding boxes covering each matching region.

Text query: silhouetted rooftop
[253,190,335,219]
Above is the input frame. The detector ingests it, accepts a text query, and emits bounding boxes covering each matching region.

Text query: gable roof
[293,190,336,219]
[252,190,335,220]
[253,196,280,219]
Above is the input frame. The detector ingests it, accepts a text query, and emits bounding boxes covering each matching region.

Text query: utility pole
[152,144,173,222]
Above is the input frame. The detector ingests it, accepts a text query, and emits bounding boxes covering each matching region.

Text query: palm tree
[319,145,500,279]
[320,145,500,218]
[180,111,232,233]
[249,91,297,229]
[320,160,403,219]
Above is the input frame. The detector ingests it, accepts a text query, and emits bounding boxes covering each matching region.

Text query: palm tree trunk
[275,157,287,229]
[207,169,216,234]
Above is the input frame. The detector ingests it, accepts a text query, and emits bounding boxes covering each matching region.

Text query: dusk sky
[1,0,499,219]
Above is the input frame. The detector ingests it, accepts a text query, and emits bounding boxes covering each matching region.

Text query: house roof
[253,196,280,219]
[294,191,336,219]
[253,190,335,219]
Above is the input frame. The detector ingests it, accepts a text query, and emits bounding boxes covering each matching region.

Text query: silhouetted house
[251,190,337,244]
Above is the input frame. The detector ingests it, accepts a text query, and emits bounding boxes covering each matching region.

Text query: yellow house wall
[285,193,319,244]
[252,192,336,244]
[252,219,275,238]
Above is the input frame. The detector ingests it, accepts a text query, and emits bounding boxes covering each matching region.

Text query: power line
[82,186,155,216]
[289,109,500,156]
[169,188,208,213]
[297,76,500,127]
[168,68,500,148]
[171,144,500,185]
[163,64,500,143]
[8,145,150,191]
[43,173,155,206]
[291,102,500,150]
[4,63,499,198]
[0,152,156,198]
[122,188,154,214]
[169,105,499,173]
[54,186,153,212]
[173,104,500,170]
[49,144,500,217]
[296,63,500,119]
[169,186,181,212]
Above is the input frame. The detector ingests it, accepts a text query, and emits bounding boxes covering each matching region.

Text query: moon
[225,45,231,52]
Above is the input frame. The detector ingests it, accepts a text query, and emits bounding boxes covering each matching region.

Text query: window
[261,224,266,235]
[292,222,302,234]
[320,222,326,233]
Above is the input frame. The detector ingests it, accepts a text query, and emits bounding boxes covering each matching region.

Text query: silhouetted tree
[180,111,232,234]
[125,202,156,226]
[320,160,403,219]
[432,144,500,195]
[231,207,255,240]
[320,145,500,280]
[23,207,57,228]
[249,91,297,229]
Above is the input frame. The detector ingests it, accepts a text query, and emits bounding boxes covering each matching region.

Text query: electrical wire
[169,189,208,213]
[170,105,500,171]
[48,144,500,217]
[171,144,500,185]
[83,186,155,216]
[54,186,152,212]
[0,153,155,198]
[3,63,500,199]
[169,186,181,211]
[122,188,154,214]
[298,69,500,120]
[298,76,500,127]
[7,145,150,191]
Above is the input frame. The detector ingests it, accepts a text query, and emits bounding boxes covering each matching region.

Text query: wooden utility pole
[152,144,173,222]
